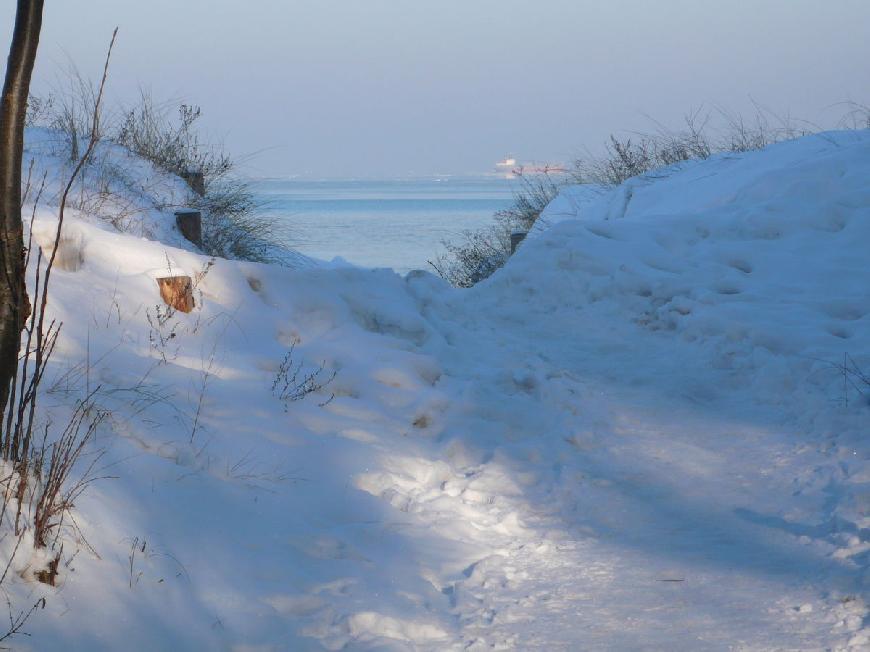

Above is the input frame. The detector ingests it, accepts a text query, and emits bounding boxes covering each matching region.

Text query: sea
[250,176,517,274]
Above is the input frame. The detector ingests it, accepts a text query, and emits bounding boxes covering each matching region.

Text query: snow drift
[5,128,869,650]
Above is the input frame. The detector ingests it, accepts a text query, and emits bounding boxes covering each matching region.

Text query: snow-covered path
[332,268,867,650]
[299,131,870,649]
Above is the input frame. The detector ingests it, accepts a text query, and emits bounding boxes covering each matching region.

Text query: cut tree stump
[157,276,195,313]
[180,170,205,196]
[510,231,527,254]
[175,209,202,247]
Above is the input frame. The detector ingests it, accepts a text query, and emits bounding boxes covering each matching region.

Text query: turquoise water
[251,177,516,273]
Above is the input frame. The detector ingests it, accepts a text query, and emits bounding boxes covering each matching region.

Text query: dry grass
[28,84,287,264]
[432,104,864,287]
[272,340,336,410]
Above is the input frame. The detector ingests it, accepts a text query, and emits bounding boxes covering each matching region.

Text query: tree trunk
[0,0,45,420]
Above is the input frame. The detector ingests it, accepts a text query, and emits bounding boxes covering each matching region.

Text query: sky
[3,0,869,177]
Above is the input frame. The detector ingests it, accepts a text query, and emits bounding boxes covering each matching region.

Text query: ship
[495,156,518,172]
[495,155,570,178]
[494,156,519,177]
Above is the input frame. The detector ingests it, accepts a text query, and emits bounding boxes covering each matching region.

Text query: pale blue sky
[4,0,869,177]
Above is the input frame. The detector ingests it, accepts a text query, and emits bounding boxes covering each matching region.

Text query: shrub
[496,168,566,232]
[433,106,829,287]
[194,176,288,263]
[114,92,292,263]
[115,90,231,181]
[429,224,510,289]
[838,102,870,131]
[272,340,336,410]
[29,85,287,264]
[429,168,565,287]
[46,65,109,162]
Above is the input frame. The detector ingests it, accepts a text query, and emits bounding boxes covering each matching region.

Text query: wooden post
[510,231,527,254]
[156,276,194,313]
[175,209,202,248]
[180,170,205,196]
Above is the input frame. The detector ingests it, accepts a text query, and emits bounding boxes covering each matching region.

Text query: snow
[4,128,869,650]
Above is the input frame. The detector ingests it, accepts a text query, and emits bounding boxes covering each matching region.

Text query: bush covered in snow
[27,87,289,264]
[430,170,564,287]
[433,105,870,288]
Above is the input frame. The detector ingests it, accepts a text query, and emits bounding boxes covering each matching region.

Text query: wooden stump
[175,209,202,248]
[157,276,195,313]
[510,231,528,254]
[180,170,205,196]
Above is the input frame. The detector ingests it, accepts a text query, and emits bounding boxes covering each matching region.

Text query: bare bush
[433,104,844,287]
[115,90,230,182]
[0,30,117,648]
[49,68,103,163]
[272,340,336,410]
[430,169,564,287]
[26,62,112,163]
[0,590,45,647]
[719,109,777,153]
[113,91,287,262]
[24,94,54,129]
[2,29,116,570]
[429,224,510,289]
[576,109,718,185]
[30,81,286,264]
[497,168,566,232]
[195,178,287,263]
[838,102,870,131]
[30,395,106,550]
[115,91,288,263]
[124,535,189,592]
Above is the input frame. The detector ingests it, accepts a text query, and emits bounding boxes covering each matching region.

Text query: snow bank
[510,131,870,412]
[22,127,317,268]
[6,129,868,650]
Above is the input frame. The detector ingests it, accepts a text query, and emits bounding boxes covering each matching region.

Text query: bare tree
[0,0,45,422]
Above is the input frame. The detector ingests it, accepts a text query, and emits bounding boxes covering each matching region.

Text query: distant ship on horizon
[495,156,519,177]
[494,156,567,177]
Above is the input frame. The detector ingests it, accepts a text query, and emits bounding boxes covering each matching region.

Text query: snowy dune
[8,129,869,650]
